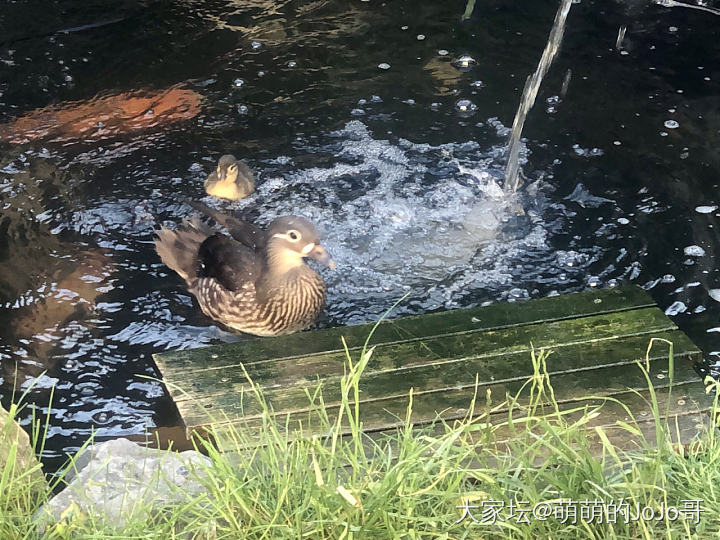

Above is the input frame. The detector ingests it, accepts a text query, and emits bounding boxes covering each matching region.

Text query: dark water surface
[1,0,719,472]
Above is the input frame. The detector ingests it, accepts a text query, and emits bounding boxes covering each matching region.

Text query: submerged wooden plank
[165,305,675,407]
[154,285,655,375]
[178,329,698,428]
[208,378,711,453]
[185,344,700,442]
[150,285,708,454]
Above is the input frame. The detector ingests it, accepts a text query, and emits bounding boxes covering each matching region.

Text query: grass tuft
[2,334,719,538]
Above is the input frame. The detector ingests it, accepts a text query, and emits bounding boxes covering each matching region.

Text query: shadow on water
[0,0,719,473]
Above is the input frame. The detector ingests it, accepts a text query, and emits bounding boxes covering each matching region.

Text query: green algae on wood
[153,286,708,451]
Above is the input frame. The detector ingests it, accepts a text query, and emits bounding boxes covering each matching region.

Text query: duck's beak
[217,167,226,182]
[308,244,336,269]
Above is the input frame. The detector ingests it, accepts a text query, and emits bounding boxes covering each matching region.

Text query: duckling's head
[205,154,255,200]
[266,216,336,273]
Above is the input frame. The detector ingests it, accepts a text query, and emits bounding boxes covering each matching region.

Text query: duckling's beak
[217,167,226,182]
[308,244,336,269]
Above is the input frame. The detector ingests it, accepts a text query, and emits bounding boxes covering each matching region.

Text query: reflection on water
[0,0,719,472]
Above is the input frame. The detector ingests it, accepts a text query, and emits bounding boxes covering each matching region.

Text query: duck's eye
[288,230,301,241]
[229,164,238,172]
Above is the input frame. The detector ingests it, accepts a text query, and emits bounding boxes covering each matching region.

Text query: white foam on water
[248,121,550,319]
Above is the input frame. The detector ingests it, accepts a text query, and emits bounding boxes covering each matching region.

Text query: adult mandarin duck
[155,205,335,336]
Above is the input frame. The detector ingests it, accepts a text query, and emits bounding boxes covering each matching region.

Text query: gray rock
[36,438,212,530]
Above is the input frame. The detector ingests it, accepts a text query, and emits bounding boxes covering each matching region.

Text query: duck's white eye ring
[288,230,301,241]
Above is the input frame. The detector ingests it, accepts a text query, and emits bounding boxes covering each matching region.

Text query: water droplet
[237,105,249,115]
[404,99,416,105]
[430,102,441,110]
[452,55,476,71]
[454,99,477,116]
[617,217,629,225]
[370,95,383,103]
[401,25,409,30]
[664,119,679,129]
[438,49,449,56]
[251,41,262,50]
[470,80,483,88]
[351,108,366,116]
[258,71,265,77]
[668,26,678,33]
[64,74,73,82]
[287,60,297,68]
[233,78,245,88]
[695,205,717,214]
[378,62,391,70]
[684,245,705,257]
[357,98,367,106]
[417,34,425,41]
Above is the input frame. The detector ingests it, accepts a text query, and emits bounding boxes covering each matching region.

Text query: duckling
[204,154,255,200]
[154,210,335,336]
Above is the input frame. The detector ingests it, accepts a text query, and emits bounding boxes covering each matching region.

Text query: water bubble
[452,55,477,71]
[695,205,718,214]
[665,301,687,316]
[417,34,425,41]
[357,98,367,106]
[233,78,245,88]
[64,74,73,82]
[378,62,391,70]
[371,95,383,103]
[251,41,262,50]
[709,289,720,302]
[454,99,477,116]
[237,105,249,115]
[470,80,484,88]
[401,25,409,30]
[287,60,297,68]
[438,49,449,56]
[351,108,366,116]
[684,245,706,257]
[258,71,265,77]
[430,102,441,110]
[617,217,630,224]
[404,99,416,105]
[664,119,679,129]
[668,26,678,33]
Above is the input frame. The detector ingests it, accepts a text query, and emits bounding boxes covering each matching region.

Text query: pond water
[1,0,719,473]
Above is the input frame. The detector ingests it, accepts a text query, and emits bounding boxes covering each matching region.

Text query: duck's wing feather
[188,200,266,251]
[198,233,263,292]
